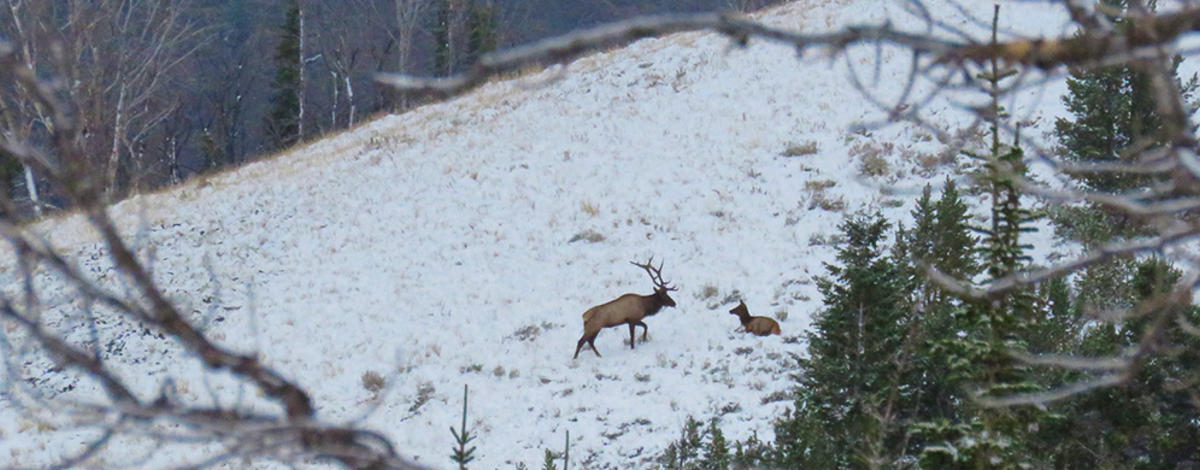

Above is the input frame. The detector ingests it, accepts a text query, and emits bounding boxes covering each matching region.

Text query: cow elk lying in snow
[729,301,781,336]
[573,257,678,359]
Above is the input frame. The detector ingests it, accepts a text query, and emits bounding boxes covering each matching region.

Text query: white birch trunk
[107,84,126,199]
[330,70,339,128]
[297,4,305,141]
[23,166,41,218]
[345,75,355,127]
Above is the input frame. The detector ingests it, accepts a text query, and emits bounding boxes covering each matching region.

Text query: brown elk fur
[574,258,677,359]
[729,301,781,336]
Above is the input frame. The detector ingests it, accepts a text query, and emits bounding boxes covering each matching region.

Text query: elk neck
[735,312,754,326]
[642,293,667,316]
[730,305,753,325]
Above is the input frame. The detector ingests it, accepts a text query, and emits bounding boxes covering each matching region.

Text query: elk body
[729,301,781,336]
[573,258,677,359]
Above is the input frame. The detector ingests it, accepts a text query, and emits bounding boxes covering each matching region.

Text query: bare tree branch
[378,6,1200,101]
[926,223,1200,299]
[975,373,1127,408]
[0,38,427,469]
[377,12,964,97]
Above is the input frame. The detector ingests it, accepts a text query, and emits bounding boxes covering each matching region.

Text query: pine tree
[1040,258,1200,466]
[431,0,453,76]
[913,6,1048,466]
[1049,0,1195,350]
[432,0,498,76]
[896,179,995,466]
[1025,275,1078,355]
[0,156,24,207]
[702,418,729,470]
[902,178,978,310]
[897,185,937,308]
[541,449,557,470]
[773,211,912,468]
[1042,4,1200,460]
[1055,0,1174,195]
[449,384,477,469]
[730,431,768,469]
[932,179,977,280]
[464,1,498,69]
[1052,0,1196,243]
[266,0,301,149]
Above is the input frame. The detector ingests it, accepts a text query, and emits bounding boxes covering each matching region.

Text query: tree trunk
[345,75,355,127]
[330,70,340,128]
[297,4,306,141]
[23,166,41,218]
[167,136,181,185]
[107,83,127,200]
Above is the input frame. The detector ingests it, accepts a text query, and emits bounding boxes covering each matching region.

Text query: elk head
[631,256,677,308]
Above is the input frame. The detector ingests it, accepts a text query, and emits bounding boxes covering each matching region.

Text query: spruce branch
[450,384,477,469]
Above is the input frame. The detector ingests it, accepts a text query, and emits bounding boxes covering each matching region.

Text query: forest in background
[0,0,779,215]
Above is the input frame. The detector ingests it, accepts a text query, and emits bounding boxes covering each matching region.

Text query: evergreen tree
[1040,258,1200,466]
[890,180,981,461]
[1044,5,1200,462]
[730,431,769,469]
[897,185,937,308]
[1052,0,1196,244]
[1054,0,1173,195]
[1048,0,1194,372]
[266,0,301,149]
[703,418,729,470]
[932,179,978,280]
[541,449,557,470]
[432,0,499,76]
[773,211,913,468]
[0,156,24,206]
[902,178,978,310]
[913,6,1050,466]
[431,0,454,77]
[1040,4,1200,461]
[1025,275,1078,355]
[657,416,706,470]
[464,1,498,69]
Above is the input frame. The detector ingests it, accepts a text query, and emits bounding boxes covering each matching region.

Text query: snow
[0,0,1093,468]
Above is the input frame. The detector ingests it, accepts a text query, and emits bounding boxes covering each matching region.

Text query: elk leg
[628,323,637,349]
[575,332,601,359]
[635,321,649,341]
[573,338,585,359]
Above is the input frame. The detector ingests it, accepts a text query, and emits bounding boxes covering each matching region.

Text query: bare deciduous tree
[0,0,206,202]
[0,35,425,470]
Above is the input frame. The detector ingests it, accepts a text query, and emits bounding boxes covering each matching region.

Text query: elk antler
[630,256,677,291]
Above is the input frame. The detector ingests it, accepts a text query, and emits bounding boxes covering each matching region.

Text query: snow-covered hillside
[2,0,1076,468]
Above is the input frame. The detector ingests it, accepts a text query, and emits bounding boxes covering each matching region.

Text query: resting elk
[573,257,678,359]
[729,301,781,336]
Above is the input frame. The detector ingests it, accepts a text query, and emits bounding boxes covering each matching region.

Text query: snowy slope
[1,0,1076,468]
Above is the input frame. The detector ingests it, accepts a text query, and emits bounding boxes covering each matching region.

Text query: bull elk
[573,257,678,359]
[729,301,781,336]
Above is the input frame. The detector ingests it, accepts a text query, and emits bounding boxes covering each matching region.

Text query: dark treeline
[0,0,779,215]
